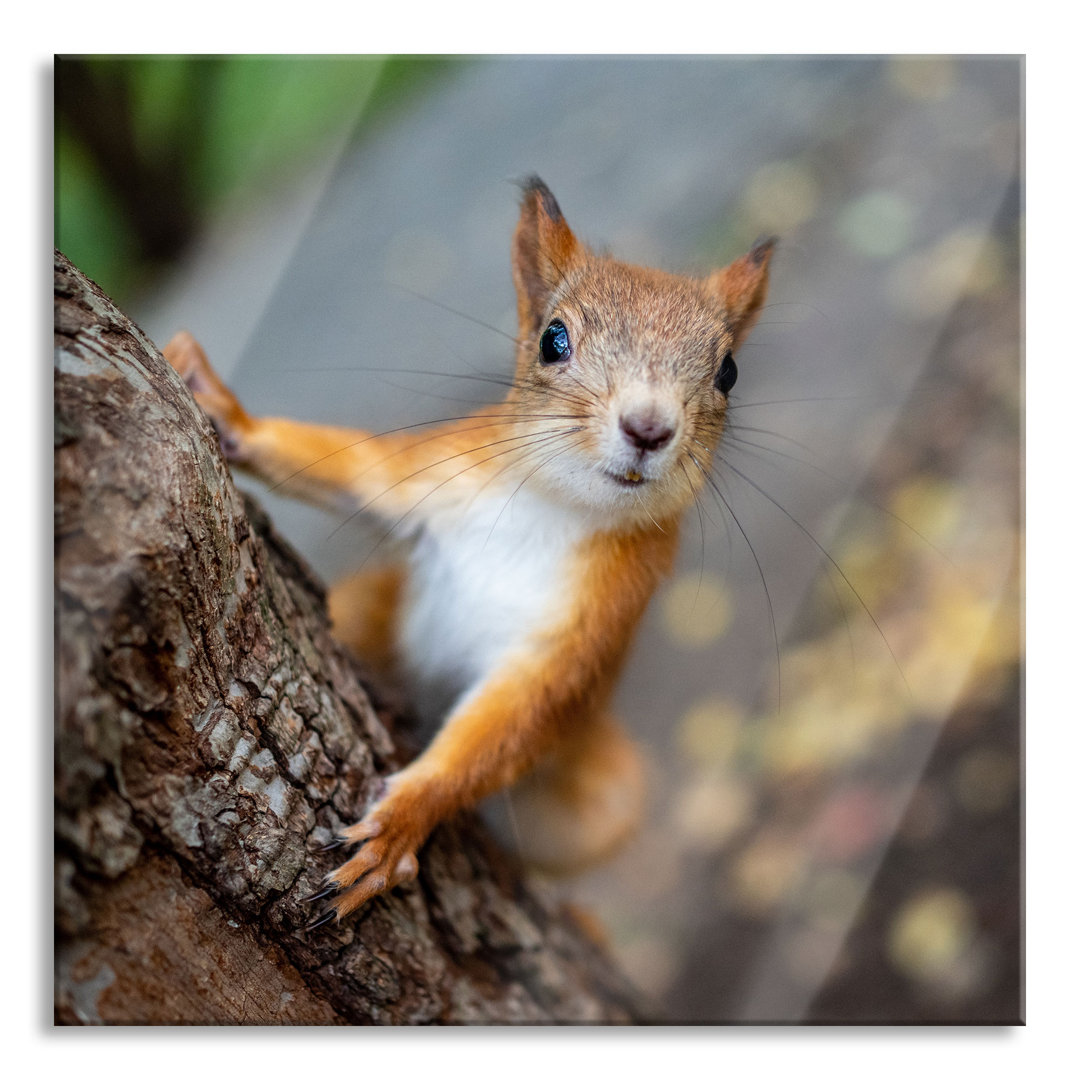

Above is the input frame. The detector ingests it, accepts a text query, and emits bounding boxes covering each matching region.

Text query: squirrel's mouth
[604,468,647,487]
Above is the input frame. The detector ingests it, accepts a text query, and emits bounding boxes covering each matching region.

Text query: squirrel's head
[509,177,775,526]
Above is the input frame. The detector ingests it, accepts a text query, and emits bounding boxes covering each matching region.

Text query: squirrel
[163,177,774,926]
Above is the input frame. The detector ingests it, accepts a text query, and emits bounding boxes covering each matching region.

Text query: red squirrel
[164,178,774,926]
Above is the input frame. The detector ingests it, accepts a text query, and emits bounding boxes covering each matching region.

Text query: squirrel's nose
[619,409,675,453]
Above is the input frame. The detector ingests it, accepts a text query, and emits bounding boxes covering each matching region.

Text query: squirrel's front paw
[305,779,428,927]
[162,331,253,461]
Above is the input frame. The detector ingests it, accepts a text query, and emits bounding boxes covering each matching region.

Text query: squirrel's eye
[539,320,572,365]
[715,350,737,395]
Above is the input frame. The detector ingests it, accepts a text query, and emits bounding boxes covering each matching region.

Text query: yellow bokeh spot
[888,229,1006,317]
[888,887,977,982]
[890,476,963,550]
[661,572,733,647]
[755,641,910,777]
[740,159,821,235]
[837,190,914,259]
[677,695,745,766]
[887,56,957,101]
[671,774,752,849]
[729,833,805,916]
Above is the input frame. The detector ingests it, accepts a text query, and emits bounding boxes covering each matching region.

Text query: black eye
[715,350,737,395]
[539,320,572,365]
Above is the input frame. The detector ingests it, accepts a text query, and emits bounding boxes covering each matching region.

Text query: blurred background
[55,55,1022,1023]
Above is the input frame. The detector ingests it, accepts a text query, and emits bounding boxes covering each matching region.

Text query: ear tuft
[512,178,584,337]
[517,175,565,225]
[748,235,778,267]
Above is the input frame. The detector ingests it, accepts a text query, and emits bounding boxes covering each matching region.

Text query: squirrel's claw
[300,883,340,904]
[304,908,338,932]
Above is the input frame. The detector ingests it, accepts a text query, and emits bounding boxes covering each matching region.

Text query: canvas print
[54,55,1022,1024]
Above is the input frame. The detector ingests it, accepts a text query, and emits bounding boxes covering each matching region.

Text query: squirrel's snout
[619,407,676,453]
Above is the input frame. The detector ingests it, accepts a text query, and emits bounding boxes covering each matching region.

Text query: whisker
[688,451,782,712]
[378,430,584,567]
[728,395,876,410]
[720,458,912,698]
[635,491,667,534]
[821,547,858,668]
[725,420,821,458]
[680,458,708,604]
[727,388,937,412]
[283,363,564,399]
[483,434,588,547]
[722,432,957,569]
[757,298,832,321]
[465,426,584,513]
[725,434,861,666]
[517,382,597,416]
[338,417,585,497]
[386,281,527,349]
[358,374,506,408]
[329,424,584,544]
[266,411,584,494]
[552,366,602,411]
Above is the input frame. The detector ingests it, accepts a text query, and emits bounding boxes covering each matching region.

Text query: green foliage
[55,126,140,295]
[55,55,461,303]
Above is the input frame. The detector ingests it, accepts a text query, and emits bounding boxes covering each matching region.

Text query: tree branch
[54,250,651,1025]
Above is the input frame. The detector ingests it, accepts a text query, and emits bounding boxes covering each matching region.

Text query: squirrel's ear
[512,177,585,336]
[705,237,777,350]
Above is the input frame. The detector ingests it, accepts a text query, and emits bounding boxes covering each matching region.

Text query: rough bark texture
[53,251,651,1025]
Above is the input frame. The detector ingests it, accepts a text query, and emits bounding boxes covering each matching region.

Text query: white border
[17,5,1075,1071]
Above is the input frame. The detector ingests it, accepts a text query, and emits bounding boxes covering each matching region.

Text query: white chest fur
[398,486,589,724]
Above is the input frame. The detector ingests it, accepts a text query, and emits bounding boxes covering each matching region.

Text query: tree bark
[53,251,651,1025]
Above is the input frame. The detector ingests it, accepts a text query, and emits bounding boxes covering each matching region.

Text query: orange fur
[324,524,677,915]
[164,178,773,923]
[328,564,405,682]
[507,710,646,875]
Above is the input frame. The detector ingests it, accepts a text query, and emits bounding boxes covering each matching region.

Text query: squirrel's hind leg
[502,711,646,876]
[328,563,406,686]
